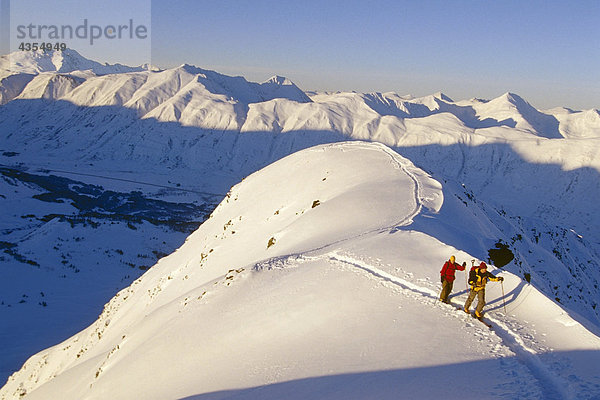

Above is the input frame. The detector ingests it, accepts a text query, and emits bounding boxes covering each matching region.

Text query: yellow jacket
[469,267,501,292]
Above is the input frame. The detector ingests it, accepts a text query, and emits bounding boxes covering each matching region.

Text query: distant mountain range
[1,49,599,399]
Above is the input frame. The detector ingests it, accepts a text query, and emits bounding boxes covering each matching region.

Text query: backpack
[468,266,478,286]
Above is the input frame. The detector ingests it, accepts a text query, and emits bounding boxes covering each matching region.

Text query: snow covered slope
[0,165,218,383]
[0,49,148,104]
[2,142,599,400]
[1,50,600,396]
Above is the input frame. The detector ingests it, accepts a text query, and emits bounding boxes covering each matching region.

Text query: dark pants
[439,279,454,303]
[465,289,486,315]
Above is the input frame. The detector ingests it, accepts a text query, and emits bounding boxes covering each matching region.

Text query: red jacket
[440,260,465,282]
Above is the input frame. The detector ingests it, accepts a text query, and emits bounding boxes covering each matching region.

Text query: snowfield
[1,50,600,399]
[2,142,600,400]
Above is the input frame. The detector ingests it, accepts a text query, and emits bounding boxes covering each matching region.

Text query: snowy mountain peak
[158,65,311,104]
[47,48,91,72]
[432,91,453,102]
[0,48,146,78]
[500,92,531,108]
[263,75,294,86]
[3,48,81,73]
[175,63,207,75]
[259,75,311,103]
[474,92,564,137]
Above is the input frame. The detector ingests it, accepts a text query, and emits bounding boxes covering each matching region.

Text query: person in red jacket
[439,255,466,304]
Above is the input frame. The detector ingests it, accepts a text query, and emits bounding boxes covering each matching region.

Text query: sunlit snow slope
[2,142,599,400]
[2,50,600,399]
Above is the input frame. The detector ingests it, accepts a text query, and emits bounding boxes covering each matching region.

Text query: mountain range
[1,49,599,399]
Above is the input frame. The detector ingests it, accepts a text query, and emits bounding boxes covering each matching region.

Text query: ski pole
[501,280,507,315]
[467,259,474,292]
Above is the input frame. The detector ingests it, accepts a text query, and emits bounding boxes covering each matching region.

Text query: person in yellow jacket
[464,262,503,318]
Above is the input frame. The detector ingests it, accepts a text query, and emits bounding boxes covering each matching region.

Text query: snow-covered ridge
[0,50,311,107]
[0,141,440,398]
[2,142,599,400]
[0,48,147,77]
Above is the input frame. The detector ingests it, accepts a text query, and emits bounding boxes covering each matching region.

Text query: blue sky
[150,0,599,110]
[2,0,598,110]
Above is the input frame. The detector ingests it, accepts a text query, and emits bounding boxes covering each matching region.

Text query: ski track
[320,251,574,400]
[273,142,425,258]
[313,143,573,398]
[321,141,423,229]
[377,142,424,227]
[253,142,574,399]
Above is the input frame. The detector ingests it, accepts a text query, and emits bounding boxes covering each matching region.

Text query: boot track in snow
[319,252,574,400]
